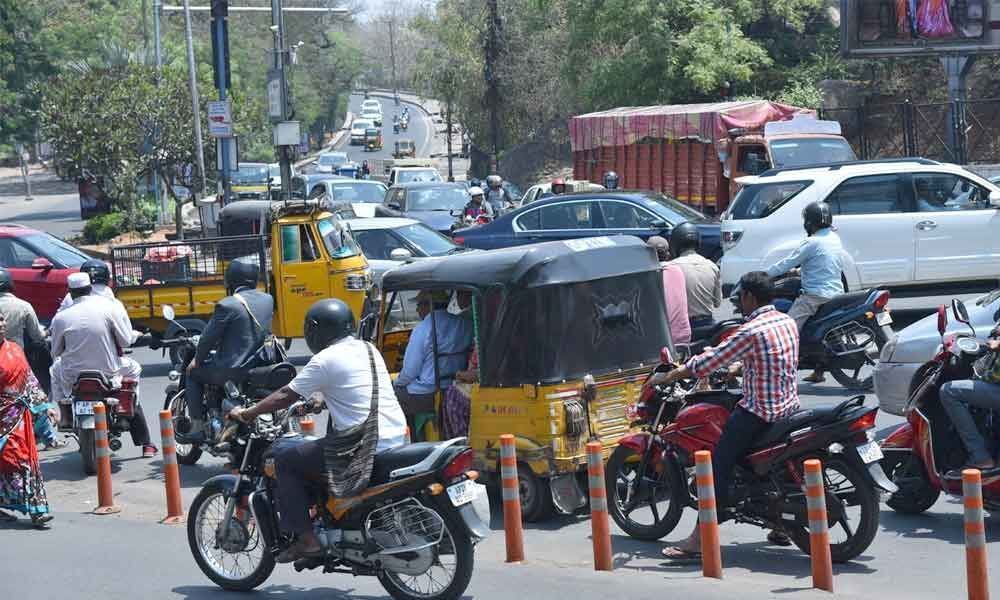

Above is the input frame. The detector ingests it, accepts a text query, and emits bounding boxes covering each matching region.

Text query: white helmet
[468,186,485,197]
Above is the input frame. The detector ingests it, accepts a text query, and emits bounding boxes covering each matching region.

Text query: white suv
[719,159,1000,293]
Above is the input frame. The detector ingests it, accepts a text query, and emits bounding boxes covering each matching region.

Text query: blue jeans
[939,379,1000,464]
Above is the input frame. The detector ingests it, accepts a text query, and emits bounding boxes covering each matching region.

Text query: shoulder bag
[322,341,380,498]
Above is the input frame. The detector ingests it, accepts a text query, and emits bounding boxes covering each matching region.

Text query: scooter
[731,273,892,390]
[880,299,1000,514]
[606,351,897,562]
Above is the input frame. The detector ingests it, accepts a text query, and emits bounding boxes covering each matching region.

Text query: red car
[0,224,92,322]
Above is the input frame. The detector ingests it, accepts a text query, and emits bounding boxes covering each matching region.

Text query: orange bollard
[500,434,525,563]
[92,403,121,515]
[694,450,722,579]
[804,459,833,592]
[586,442,613,571]
[158,410,185,524]
[299,416,316,436]
[962,469,990,600]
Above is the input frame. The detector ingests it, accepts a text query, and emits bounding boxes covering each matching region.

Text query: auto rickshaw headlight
[345,273,368,291]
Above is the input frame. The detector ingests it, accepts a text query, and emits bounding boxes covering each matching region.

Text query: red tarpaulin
[568,101,814,156]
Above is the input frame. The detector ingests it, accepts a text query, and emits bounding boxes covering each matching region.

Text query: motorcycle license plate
[856,440,883,464]
[447,480,476,507]
[876,311,892,326]
[74,401,95,416]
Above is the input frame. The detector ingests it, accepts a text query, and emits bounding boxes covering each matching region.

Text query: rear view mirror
[936,304,948,336]
[389,248,413,261]
[989,190,1000,207]
[952,298,971,325]
[162,305,176,322]
[31,258,53,271]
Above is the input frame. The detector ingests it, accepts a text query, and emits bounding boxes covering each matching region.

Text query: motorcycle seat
[73,371,116,395]
[370,442,440,484]
[749,405,846,450]
[810,290,873,321]
[220,362,296,390]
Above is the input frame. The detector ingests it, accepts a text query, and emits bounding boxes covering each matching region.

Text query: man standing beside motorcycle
[939,324,1000,471]
[653,271,800,560]
[228,299,407,563]
[766,200,844,384]
[50,273,157,457]
[185,259,274,443]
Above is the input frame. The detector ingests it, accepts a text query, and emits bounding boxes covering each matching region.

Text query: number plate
[74,401,95,416]
[447,480,475,507]
[876,311,892,326]
[856,440,884,464]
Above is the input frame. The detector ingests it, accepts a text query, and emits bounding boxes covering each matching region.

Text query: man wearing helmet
[229,299,406,562]
[603,171,620,190]
[484,174,510,213]
[550,177,567,196]
[462,186,494,220]
[184,258,274,442]
[668,222,722,331]
[58,259,115,312]
[766,200,844,383]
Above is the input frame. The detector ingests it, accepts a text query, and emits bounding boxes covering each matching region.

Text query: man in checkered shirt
[657,271,801,560]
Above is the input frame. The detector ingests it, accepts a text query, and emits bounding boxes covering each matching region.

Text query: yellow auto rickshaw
[364,127,382,152]
[373,236,673,520]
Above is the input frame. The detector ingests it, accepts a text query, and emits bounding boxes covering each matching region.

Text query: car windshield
[395,223,458,256]
[352,120,373,131]
[406,187,467,211]
[640,193,707,224]
[317,154,347,167]
[398,169,441,184]
[317,217,360,259]
[231,165,269,184]
[22,233,90,267]
[769,138,856,168]
[977,288,1000,306]
[728,180,813,220]
[268,165,282,178]
[330,182,386,203]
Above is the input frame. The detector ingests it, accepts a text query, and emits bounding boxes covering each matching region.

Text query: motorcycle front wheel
[606,445,685,541]
[165,390,202,465]
[188,481,275,591]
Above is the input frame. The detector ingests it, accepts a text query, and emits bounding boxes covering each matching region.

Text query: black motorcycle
[731,273,892,390]
[186,392,488,599]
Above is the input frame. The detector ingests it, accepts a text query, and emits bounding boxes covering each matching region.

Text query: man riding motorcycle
[50,272,156,457]
[462,186,494,221]
[603,170,620,190]
[58,259,115,312]
[653,271,800,559]
[484,174,510,213]
[185,258,274,443]
[766,200,844,384]
[668,222,722,331]
[228,299,407,563]
[939,322,1000,471]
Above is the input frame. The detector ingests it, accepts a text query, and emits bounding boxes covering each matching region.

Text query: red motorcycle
[880,299,1000,514]
[606,350,897,562]
[70,371,138,475]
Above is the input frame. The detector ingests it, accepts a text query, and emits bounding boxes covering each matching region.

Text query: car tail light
[453,236,465,246]
[442,448,474,480]
[873,290,890,311]
[848,409,878,432]
[721,230,743,250]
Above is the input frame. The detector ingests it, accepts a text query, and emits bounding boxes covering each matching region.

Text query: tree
[0,1,54,153]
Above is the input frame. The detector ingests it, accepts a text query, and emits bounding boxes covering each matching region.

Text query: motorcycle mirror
[936,304,948,336]
[660,346,672,364]
[162,305,176,322]
[224,381,240,400]
[952,298,971,325]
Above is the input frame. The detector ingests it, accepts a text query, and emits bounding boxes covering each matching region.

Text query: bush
[82,212,126,244]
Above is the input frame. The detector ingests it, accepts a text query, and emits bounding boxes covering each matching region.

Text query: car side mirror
[390,248,413,261]
[450,208,463,218]
[31,258,53,271]
[162,305,176,322]
[650,220,670,230]
[387,202,401,211]
[952,298,971,325]
[936,304,948,336]
[989,190,1000,207]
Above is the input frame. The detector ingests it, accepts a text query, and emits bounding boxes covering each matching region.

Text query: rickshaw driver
[652,271,801,560]
[393,290,473,438]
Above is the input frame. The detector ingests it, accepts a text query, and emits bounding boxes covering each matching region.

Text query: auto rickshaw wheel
[517,463,554,522]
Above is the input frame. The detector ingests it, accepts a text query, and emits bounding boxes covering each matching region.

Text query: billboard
[841,0,1000,57]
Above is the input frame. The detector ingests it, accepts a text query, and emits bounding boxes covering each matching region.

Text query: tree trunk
[17,149,33,201]
[159,171,187,240]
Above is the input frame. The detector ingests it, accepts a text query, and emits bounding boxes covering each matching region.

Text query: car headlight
[880,335,898,362]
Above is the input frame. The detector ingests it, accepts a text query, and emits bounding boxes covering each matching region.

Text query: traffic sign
[207,100,233,137]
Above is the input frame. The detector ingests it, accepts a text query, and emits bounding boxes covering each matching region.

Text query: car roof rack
[757,157,940,178]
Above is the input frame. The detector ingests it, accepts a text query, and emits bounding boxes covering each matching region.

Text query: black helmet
[80,259,110,286]
[304,299,356,354]
[802,201,833,235]
[469,178,481,189]
[224,258,260,294]
[0,268,13,294]
[669,222,701,257]
[603,171,620,190]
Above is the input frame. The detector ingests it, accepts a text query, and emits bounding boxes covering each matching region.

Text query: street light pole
[446,98,454,182]
[271,0,293,202]
[212,1,232,207]
[152,0,165,225]
[182,0,208,215]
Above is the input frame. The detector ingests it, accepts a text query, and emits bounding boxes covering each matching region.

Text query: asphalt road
[0,165,84,239]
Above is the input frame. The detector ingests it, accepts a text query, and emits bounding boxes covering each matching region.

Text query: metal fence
[819,98,1000,165]
[110,235,269,289]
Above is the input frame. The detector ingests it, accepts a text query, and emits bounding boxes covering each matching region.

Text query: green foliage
[0,1,55,146]
[82,213,126,245]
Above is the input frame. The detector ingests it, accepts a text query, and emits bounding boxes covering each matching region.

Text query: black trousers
[129,403,152,447]
[275,438,326,535]
[713,406,771,514]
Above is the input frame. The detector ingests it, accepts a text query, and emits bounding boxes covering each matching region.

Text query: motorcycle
[606,351,897,562]
[880,299,1000,514]
[186,392,489,599]
[676,318,743,361]
[156,306,294,465]
[731,273,892,390]
[70,371,139,475]
[400,116,409,131]
[394,123,400,135]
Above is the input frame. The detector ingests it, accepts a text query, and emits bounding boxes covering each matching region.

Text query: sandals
[767,529,792,547]
[0,509,18,523]
[661,546,702,562]
[30,514,54,529]
[44,439,69,450]
[803,372,827,384]
[142,445,159,459]
[276,540,325,564]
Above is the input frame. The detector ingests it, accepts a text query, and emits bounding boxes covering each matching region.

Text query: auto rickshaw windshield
[317,217,361,259]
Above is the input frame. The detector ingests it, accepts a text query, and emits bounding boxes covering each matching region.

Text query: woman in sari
[0,313,53,528]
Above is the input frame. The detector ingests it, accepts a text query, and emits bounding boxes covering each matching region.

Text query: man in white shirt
[50,272,156,457]
[229,299,406,563]
[57,259,116,313]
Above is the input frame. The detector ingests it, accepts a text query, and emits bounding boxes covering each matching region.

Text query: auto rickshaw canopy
[381,236,673,387]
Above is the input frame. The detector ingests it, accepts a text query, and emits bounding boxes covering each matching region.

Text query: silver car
[874,289,1000,415]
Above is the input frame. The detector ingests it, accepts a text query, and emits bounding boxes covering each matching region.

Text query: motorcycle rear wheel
[164,391,202,465]
[787,457,880,563]
[828,326,888,391]
[606,445,685,541]
[78,428,97,476]
[883,454,940,515]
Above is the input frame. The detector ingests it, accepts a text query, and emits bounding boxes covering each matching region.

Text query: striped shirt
[685,305,800,422]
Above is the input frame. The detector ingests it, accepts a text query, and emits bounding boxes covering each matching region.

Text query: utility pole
[211,1,233,207]
[152,0,165,225]
[387,17,397,101]
[484,0,501,174]
[270,0,295,203]
[182,0,208,213]
[446,99,454,181]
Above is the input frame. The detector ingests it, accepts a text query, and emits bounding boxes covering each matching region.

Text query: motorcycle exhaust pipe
[249,490,280,549]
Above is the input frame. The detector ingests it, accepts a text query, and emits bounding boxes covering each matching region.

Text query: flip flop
[767,529,792,547]
[30,514,53,529]
[0,509,18,522]
[661,546,702,562]
[803,373,827,384]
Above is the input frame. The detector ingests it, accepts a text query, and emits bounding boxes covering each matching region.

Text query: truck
[110,200,372,346]
[569,101,856,215]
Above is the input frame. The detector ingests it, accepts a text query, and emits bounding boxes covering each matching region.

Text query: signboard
[267,71,284,120]
[841,0,1000,57]
[207,100,233,137]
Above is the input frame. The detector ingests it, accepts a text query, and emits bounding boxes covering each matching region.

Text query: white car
[347,217,465,288]
[719,159,1000,294]
[314,179,388,218]
[361,99,381,112]
[388,166,442,186]
[315,151,348,173]
[521,180,605,205]
[350,119,374,145]
[361,107,383,127]
[875,289,1000,415]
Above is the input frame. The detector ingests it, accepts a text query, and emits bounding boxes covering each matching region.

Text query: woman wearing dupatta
[0,314,53,528]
